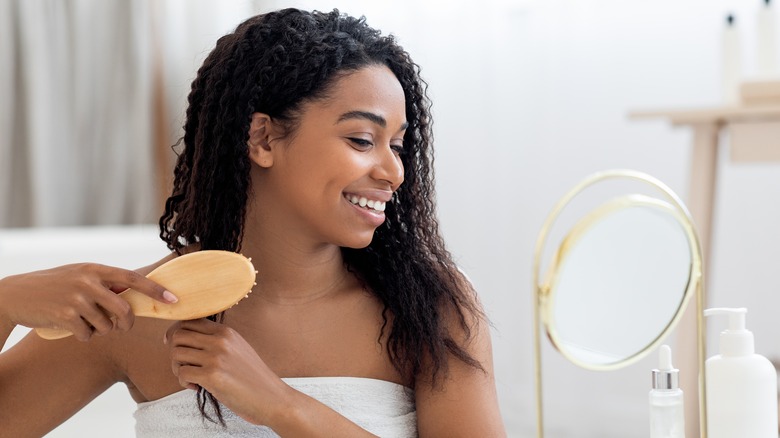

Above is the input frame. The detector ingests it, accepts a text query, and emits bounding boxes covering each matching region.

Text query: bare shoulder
[414,270,507,437]
[136,250,178,275]
[430,267,489,356]
[133,245,206,277]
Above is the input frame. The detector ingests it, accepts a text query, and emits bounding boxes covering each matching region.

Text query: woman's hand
[0,263,177,341]
[165,318,291,426]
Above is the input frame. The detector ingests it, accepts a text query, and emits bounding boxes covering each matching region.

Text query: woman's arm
[0,331,121,436]
[415,308,507,437]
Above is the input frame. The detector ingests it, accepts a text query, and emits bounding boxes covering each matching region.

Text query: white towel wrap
[134,376,417,437]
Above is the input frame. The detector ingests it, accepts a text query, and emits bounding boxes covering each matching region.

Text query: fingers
[164,320,258,396]
[78,301,116,336]
[90,290,133,333]
[53,292,118,341]
[167,321,215,390]
[84,264,177,336]
[52,302,103,342]
[170,342,208,377]
[65,271,132,335]
[163,318,219,347]
[59,265,148,339]
[68,316,97,342]
[177,365,205,391]
[165,320,225,366]
[94,264,178,304]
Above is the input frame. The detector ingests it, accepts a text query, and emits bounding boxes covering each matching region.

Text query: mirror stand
[531,169,707,438]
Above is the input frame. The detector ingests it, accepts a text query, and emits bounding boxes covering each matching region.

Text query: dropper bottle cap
[652,345,679,390]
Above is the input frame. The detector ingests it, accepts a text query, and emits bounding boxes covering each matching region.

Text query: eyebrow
[337,110,409,131]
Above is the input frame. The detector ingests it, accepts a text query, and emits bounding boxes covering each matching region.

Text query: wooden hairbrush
[36,250,257,340]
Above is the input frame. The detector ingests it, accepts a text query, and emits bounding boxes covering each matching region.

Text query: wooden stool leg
[679,122,720,438]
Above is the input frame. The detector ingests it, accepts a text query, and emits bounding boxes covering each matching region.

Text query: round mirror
[532,169,707,438]
[543,195,694,368]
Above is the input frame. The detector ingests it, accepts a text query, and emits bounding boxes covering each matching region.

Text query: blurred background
[2,0,780,436]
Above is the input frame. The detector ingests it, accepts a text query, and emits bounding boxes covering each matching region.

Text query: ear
[247,112,277,168]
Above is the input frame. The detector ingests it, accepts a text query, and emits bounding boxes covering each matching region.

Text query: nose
[372,144,404,190]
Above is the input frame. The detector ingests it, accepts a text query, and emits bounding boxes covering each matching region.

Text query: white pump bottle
[704,308,777,438]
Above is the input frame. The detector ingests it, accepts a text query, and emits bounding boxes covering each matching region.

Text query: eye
[347,137,374,149]
[390,143,405,155]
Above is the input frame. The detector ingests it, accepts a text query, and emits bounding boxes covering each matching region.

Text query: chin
[339,233,376,250]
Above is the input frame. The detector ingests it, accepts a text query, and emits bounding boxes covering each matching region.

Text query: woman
[0,9,505,437]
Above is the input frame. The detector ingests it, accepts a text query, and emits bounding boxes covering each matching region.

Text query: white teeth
[346,195,387,212]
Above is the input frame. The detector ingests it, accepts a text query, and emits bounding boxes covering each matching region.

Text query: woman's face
[256,64,407,249]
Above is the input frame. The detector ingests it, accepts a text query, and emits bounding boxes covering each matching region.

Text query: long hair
[159,8,483,424]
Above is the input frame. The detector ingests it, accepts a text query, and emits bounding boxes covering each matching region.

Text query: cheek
[329,152,373,178]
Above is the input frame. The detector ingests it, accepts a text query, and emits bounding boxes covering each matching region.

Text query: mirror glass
[544,197,693,367]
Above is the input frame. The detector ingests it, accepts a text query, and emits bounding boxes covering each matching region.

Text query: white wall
[3,0,780,437]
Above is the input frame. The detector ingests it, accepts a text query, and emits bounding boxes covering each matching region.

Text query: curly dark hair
[159,8,484,424]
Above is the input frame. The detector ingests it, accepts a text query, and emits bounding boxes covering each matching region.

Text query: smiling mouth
[344,194,387,212]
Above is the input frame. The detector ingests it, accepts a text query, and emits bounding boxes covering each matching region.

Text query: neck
[240,229,349,306]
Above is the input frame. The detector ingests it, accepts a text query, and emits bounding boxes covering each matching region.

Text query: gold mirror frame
[544,193,693,368]
[532,169,707,437]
